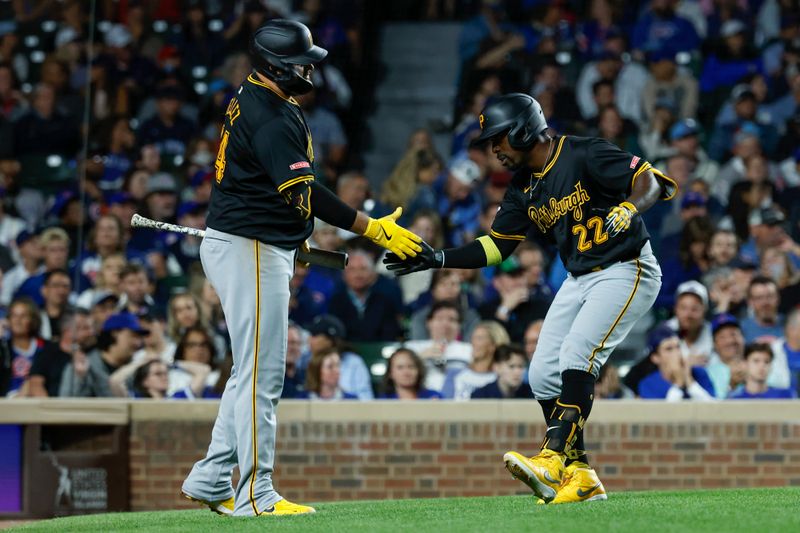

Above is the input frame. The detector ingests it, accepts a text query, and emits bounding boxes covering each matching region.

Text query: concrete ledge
[128,399,311,421]
[3,399,800,425]
[0,398,129,425]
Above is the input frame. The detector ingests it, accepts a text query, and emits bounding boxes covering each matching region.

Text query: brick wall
[128,401,800,510]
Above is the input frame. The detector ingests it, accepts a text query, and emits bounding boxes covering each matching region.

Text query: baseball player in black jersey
[181,20,422,517]
[385,93,677,504]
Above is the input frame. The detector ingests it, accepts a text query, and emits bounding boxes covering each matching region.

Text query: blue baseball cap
[711,313,741,336]
[49,190,79,217]
[176,201,207,219]
[646,48,676,63]
[729,256,758,270]
[594,49,621,62]
[680,191,707,209]
[647,325,679,355]
[107,192,137,206]
[15,229,37,247]
[102,312,149,334]
[670,119,699,141]
[189,169,213,188]
[733,121,761,145]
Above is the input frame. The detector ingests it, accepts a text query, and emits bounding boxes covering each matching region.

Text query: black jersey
[205,73,315,249]
[491,135,676,275]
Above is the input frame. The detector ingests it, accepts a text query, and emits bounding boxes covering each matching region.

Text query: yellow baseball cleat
[549,461,608,504]
[260,499,316,516]
[182,491,235,516]
[503,449,565,502]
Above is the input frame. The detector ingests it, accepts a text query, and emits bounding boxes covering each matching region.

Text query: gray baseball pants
[530,241,661,398]
[182,227,294,516]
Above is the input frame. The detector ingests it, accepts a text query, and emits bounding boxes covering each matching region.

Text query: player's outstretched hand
[604,201,638,238]
[383,240,442,276]
[364,207,423,260]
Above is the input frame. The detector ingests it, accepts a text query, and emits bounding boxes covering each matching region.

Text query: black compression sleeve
[310,180,358,230]
[439,237,518,269]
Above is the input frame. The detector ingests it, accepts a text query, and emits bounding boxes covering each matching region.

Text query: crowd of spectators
[0,1,799,402]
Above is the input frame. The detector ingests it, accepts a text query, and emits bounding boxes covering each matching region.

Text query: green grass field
[7,487,800,533]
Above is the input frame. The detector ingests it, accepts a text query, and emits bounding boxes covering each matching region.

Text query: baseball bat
[130,214,349,270]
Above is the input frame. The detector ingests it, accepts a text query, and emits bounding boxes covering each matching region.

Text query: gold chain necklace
[528,137,554,199]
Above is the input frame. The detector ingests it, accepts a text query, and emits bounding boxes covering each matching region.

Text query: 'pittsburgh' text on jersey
[491,136,676,275]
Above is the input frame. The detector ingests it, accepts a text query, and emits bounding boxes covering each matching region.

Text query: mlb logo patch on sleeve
[290,161,310,170]
[629,156,640,169]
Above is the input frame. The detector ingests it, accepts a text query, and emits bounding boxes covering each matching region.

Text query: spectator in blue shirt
[457,0,515,65]
[471,344,532,399]
[327,250,402,343]
[700,20,764,95]
[741,276,785,343]
[379,348,441,400]
[769,308,800,395]
[631,0,699,56]
[739,207,793,267]
[706,313,747,399]
[638,325,716,400]
[2,297,46,397]
[96,116,135,199]
[435,157,482,247]
[167,201,207,274]
[137,85,196,163]
[282,323,306,400]
[297,314,373,400]
[655,216,714,313]
[15,227,89,306]
[288,262,326,329]
[708,85,779,162]
[728,343,795,399]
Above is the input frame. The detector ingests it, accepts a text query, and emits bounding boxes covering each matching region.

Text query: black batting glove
[383,240,443,276]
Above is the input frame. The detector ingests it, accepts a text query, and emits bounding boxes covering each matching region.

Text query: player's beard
[497,153,523,170]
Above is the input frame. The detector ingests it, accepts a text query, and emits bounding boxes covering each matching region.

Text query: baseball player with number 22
[180,20,422,516]
[385,93,677,505]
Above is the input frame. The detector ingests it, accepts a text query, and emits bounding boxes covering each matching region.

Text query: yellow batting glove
[604,201,637,237]
[364,207,423,259]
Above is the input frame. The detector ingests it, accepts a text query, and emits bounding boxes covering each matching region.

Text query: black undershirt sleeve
[440,236,518,269]
[308,180,358,230]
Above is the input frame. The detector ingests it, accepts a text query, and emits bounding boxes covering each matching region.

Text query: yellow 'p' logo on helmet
[479,114,485,129]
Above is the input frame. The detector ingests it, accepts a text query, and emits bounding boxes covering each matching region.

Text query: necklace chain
[529,137,554,199]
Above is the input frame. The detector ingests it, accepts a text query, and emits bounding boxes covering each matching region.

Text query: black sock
[570,430,588,467]
[541,370,595,465]
[538,398,557,425]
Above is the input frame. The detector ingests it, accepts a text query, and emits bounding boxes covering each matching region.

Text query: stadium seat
[349,341,401,390]
[17,153,77,193]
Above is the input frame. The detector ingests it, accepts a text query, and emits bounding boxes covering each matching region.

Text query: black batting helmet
[471,93,548,150]
[250,20,328,96]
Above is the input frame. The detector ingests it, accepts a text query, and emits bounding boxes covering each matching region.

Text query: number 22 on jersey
[572,216,608,252]
[215,97,241,184]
